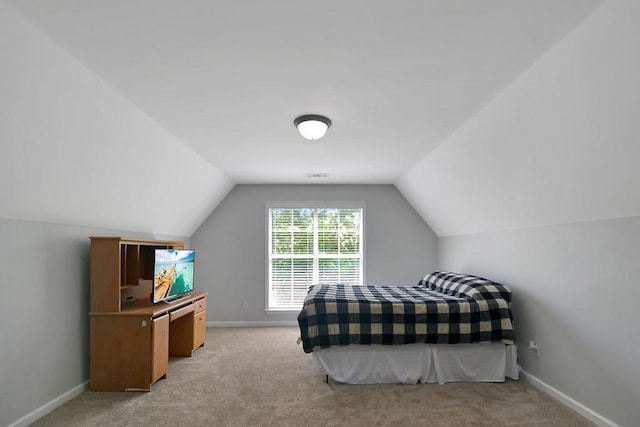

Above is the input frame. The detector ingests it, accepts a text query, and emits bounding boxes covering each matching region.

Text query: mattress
[298,272,514,353]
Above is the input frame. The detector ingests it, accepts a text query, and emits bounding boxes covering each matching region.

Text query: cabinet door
[151,314,169,383]
[90,315,153,391]
[193,311,206,350]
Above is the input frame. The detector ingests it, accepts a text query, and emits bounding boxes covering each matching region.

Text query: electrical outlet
[529,340,539,354]
[243,301,249,309]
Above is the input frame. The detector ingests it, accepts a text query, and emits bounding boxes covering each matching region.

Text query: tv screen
[152,249,195,303]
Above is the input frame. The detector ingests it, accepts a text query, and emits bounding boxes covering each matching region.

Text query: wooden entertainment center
[89,236,207,391]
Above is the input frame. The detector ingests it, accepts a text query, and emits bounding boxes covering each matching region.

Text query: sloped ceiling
[0,2,233,236]
[397,0,640,236]
[0,0,611,236]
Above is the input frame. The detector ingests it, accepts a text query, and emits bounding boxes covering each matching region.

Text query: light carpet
[32,327,594,426]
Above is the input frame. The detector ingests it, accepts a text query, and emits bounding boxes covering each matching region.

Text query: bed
[297,271,519,384]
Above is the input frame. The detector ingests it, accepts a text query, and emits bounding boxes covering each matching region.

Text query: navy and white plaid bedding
[297,271,514,353]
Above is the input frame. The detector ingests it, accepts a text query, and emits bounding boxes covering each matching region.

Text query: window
[267,204,364,311]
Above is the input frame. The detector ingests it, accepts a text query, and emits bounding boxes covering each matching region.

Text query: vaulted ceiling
[5,0,638,238]
[3,0,602,184]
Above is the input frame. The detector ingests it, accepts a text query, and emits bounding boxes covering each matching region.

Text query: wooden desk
[90,292,207,391]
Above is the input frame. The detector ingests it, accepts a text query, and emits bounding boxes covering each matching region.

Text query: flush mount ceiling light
[294,114,332,140]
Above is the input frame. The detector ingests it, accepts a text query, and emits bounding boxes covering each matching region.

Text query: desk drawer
[195,297,207,315]
[169,303,194,321]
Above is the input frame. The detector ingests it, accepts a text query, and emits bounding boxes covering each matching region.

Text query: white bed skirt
[312,343,519,384]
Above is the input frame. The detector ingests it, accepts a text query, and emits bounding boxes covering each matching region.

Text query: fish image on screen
[153,249,195,303]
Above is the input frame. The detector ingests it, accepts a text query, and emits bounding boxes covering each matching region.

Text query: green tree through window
[268,206,363,310]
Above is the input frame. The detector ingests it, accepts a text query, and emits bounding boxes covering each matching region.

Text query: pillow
[419,271,511,303]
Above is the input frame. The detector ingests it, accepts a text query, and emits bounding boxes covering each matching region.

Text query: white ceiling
[3,0,602,185]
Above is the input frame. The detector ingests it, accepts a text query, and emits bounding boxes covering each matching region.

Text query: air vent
[306,173,329,178]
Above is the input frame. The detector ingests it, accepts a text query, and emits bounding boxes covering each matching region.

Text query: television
[152,249,195,303]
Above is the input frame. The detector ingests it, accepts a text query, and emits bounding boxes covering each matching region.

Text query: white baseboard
[519,370,618,427]
[207,321,298,327]
[8,380,89,427]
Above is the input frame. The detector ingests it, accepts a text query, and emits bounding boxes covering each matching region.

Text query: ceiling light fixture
[294,114,332,140]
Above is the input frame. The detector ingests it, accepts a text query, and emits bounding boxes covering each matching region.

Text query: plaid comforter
[297,271,515,353]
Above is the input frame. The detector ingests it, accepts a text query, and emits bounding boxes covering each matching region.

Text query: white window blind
[267,206,363,310]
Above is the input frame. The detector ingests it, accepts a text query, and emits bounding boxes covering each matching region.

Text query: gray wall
[439,216,640,427]
[191,184,438,323]
[0,218,188,427]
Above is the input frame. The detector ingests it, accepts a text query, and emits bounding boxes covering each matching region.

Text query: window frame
[265,201,366,313]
